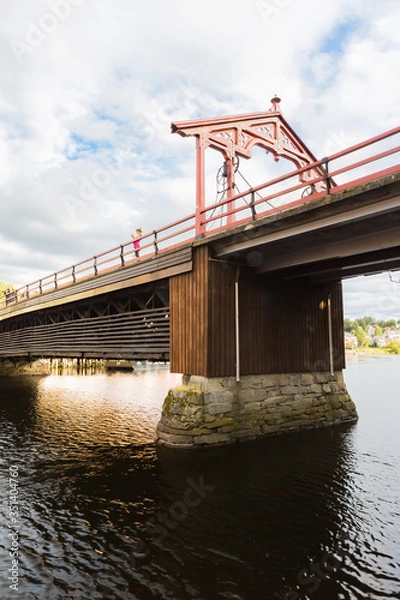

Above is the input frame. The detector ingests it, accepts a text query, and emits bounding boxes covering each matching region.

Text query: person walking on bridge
[131,228,142,258]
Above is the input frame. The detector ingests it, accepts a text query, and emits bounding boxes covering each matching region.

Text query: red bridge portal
[171,96,327,235]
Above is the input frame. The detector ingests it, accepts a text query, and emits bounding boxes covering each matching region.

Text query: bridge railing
[1,126,399,311]
[200,125,400,234]
[1,213,196,309]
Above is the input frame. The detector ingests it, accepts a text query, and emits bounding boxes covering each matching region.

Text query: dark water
[0,358,399,600]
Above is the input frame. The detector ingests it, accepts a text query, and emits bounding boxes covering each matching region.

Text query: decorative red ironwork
[1,123,399,312]
[171,97,325,235]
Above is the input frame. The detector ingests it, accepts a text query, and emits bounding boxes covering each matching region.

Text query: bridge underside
[0,282,170,361]
[212,174,400,282]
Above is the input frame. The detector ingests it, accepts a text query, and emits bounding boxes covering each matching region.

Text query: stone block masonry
[155,372,358,448]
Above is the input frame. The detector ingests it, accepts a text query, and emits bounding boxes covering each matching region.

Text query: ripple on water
[1,362,400,599]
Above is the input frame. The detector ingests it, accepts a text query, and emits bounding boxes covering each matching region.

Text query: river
[0,357,399,600]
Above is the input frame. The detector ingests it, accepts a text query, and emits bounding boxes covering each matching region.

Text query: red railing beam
[329,145,400,179]
[325,125,400,163]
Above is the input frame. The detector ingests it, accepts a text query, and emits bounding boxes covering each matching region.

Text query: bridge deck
[0,246,191,322]
[211,172,400,281]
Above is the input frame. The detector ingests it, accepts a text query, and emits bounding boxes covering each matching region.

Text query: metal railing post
[94,256,98,276]
[250,189,256,221]
[153,231,159,254]
[120,245,125,267]
[321,157,331,194]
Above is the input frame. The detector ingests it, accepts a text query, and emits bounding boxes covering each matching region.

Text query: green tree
[0,281,14,294]
[386,340,400,354]
[352,325,370,347]
[355,316,374,332]
[363,316,374,326]
[375,325,383,337]
[385,319,397,330]
[344,318,354,332]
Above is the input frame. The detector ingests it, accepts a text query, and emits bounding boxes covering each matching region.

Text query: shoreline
[345,348,400,359]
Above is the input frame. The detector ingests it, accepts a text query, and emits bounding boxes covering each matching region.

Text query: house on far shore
[345,332,358,348]
[387,329,400,342]
[371,335,387,347]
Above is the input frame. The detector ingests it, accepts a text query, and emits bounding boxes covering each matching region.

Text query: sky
[0,0,399,320]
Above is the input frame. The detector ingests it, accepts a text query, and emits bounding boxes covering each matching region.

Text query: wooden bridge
[1,101,399,447]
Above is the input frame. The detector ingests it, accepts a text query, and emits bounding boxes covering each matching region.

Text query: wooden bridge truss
[0,283,170,360]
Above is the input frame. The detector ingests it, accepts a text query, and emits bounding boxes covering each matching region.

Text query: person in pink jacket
[131,228,142,258]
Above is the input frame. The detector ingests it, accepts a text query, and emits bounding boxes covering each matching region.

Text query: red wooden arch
[171,97,324,235]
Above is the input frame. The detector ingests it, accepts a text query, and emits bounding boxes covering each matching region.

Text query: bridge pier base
[155,371,357,448]
[0,359,50,376]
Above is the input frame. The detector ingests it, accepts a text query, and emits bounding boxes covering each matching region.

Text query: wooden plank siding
[208,258,236,377]
[238,271,275,374]
[170,245,210,375]
[170,246,345,377]
[254,278,346,374]
[0,307,169,360]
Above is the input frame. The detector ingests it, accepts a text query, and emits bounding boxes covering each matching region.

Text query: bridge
[1,98,399,447]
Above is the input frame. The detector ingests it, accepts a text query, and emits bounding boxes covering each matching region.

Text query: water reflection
[155,426,359,599]
[0,376,41,433]
[0,359,399,599]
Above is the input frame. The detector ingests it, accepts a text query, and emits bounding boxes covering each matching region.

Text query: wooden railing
[1,126,399,311]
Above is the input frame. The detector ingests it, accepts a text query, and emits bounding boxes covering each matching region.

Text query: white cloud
[343,273,400,320]
[0,0,399,318]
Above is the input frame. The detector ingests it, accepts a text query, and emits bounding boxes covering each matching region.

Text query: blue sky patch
[320,20,360,55]
[66,134,112,160]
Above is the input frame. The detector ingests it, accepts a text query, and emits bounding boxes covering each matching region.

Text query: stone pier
[155,372,358,448]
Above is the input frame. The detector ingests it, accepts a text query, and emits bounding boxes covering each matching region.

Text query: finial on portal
[270,95,281,112]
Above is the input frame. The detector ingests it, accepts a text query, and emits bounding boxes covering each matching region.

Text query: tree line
[344,316,400,353]
[0,281,14,294]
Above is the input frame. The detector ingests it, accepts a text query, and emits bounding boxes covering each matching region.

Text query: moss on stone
[163,386,204,418]
[163,390,175,418]
[327,395,342,410]
[206,416,234,428]
[159,374,358,448]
